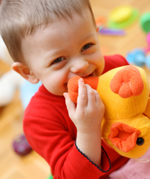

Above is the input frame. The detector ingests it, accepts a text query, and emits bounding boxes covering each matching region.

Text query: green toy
[140,13,150,33]
[108,6,139,29]
[47,175,53,179]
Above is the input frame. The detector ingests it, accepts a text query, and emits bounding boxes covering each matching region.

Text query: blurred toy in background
[96,5,139,36]
[20,80,41,110]
[12,78,41,156]
[126,12,150,68]
[108,6,139,29]
[0,35,40,156]
[127,48,146,66]
[12,81,41,156]
[144,32,150,54]
[98,26,125,36]
[95,16,106,27]
[96,16,126,36]
[140,13,150,34]
[0,69,24,106]
[12,134,32,156]
[0,36,13,65]
[140,13,150,53]
[145,32,150,53]
[126,48,150,69]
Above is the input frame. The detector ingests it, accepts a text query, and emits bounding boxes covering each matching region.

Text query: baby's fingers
[86,85,97,104]
[94,90,102,105]
[87,86,104,111]
[77,78,87,107]
[93,90,105,116]
[63,92,75,117]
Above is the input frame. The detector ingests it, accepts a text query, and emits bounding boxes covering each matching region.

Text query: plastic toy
[68,65,150,159]
[47,175,53,179]
[109,6,133,23]
[126,48,146,67]
[140,13,150,33]
[108,6,139,29]
[12,78,42,156]
[96,16,125,36]
[126,32,150,68]
[20,80,41,109]
[144,32,150,53]
[127,48,150,69]
[12,134,32,156]
[95,16,106,27]
[98,26,125,36]
[146,55,150,69]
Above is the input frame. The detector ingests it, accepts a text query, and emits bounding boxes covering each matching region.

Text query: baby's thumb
[63,92,75,116]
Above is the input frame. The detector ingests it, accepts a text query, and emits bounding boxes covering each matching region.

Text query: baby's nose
[70,58,89,74]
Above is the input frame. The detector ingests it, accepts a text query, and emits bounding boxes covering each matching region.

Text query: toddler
[0,0,129,178]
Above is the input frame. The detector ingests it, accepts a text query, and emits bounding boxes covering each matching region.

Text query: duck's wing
[110,65,144,98]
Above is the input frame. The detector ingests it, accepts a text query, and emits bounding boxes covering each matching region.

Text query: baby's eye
[81,43,93,52]
[52,57,66,65]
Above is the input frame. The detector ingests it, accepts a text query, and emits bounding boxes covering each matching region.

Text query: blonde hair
[0,0,95,62]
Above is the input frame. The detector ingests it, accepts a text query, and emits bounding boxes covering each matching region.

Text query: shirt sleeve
[103,54,129,74]
[24,116,109,178]
[23,110,128,179]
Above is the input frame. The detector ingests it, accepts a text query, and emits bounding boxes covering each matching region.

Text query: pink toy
[144,32,150,53]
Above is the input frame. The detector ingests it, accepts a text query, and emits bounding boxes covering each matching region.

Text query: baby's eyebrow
[79,33,96,43]
[44,49,66,63]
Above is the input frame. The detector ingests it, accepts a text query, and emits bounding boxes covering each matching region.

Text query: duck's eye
[136,137,144,146]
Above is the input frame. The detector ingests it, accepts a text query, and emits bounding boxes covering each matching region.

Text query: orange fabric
[68,76,99,103]
[110,66,144,98]
[68,65,150,159]
[108,123,141,152]
[68,76,81,103]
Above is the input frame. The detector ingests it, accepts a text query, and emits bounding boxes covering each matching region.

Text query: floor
[0,0,150,178]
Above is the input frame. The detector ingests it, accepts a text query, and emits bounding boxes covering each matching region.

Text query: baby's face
[21,9,104,95]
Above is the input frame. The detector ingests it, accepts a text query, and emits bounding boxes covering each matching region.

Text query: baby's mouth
[81,71,94,78]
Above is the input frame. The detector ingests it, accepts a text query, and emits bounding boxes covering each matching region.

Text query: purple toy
[98,26,125,36]
[12,134,32,156]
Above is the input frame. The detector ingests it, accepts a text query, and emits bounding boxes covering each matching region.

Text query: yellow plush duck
[68,65,150,159]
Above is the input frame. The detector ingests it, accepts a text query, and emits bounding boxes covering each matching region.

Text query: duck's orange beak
[108,123,141,152]
[68,76,99,103]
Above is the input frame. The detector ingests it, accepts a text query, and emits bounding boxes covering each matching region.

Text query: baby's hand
[64,78,105,134]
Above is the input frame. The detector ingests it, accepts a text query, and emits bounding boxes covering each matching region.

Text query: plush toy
[68,65,150,159]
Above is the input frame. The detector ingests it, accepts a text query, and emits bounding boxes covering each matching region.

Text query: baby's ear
[12,62,39,84]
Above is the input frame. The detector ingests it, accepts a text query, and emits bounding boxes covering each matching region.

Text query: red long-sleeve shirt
[23,55,129,179]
